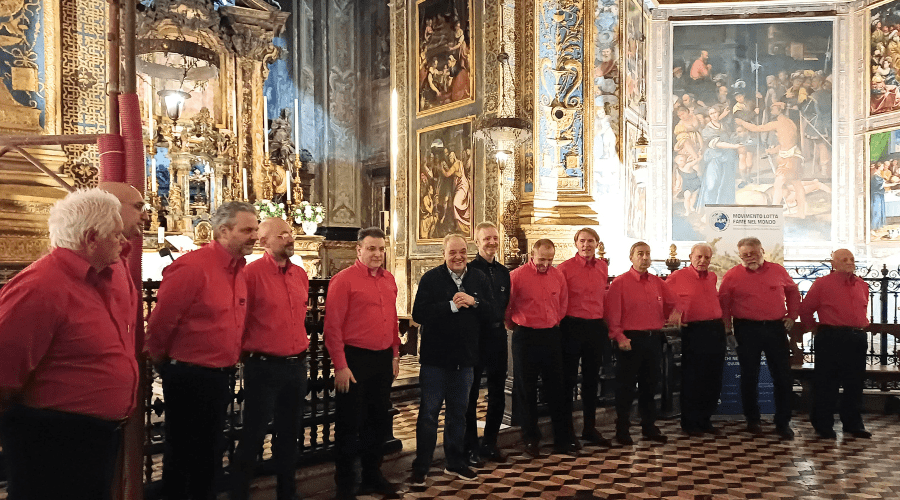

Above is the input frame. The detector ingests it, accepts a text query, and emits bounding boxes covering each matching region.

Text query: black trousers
[680,319,726,430]
[464,326,508,451]
[810,326,867,432]
[333,345,393,486]
[160,361,235,500]
[560,316,610,433]
[0,404,121,500]
[733,319,793,427]
[511,326,570,446]
[615,331,664,430]
[231,355,308,500]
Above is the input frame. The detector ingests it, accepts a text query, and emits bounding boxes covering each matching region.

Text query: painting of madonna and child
[417,0,473,115]
[670,21,833,243]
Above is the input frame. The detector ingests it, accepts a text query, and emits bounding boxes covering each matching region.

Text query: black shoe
[845,428,872,439]
[334,487,357,500]
[552,443,579,456]
[464,449,484,468]
[775,425,795,441]
[581,429,612,447]
[615,430,634,446]
[523,441,542,458]
[408,470,427,487]
[814,427,837,439]
[642,426,668,443]
[444,465,477,481]
[357,474,399,496]
[682,426,705,437]
[479,443,506,463]
[701,424,722,435]
[747,421,763,434]
[569,438,583,451]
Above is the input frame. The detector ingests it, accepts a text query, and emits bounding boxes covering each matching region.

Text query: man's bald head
[258,217,295,263]
[98,181,147,239]
[831,248,855,274]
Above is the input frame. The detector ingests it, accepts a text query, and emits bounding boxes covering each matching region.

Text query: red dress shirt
[243,253,310,356]
[665,265,723,322]
[605,267,678,343]
[557,253,607,320]
[719,261,801,326]
[506,260,568,329]
[799,271,870,329]
[0,248,138,420]
[324,260,400,371]
[147,240,248,368]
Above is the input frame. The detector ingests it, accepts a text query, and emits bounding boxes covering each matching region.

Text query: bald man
[232,218,310,500]
[799,249,872,439]
[99,182,149,241]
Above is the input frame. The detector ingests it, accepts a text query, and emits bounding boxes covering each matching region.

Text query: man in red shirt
[666,242,725,436]
[799,249,872,439]
[147,201,258,500]
[0,188,135,500]
[505,239,572,457]
[719,237,800,440]
[232,217,310,500]
[324,227,401,500]
[557,228,612,447]
[606,241,680,445]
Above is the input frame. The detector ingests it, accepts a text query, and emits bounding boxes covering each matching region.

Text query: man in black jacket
[464,222,511,464]
[409,233,494,486]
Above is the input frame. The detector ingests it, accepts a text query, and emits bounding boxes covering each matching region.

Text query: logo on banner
[710,212,729,232]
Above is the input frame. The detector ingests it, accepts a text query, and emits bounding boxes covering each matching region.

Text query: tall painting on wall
[869,0,900,116]
[624,0,647,118]
[867,127,900,243]
[416,116,475,242]
[625,121,646,239]
[416,0,474,116]
[671,20,833,243]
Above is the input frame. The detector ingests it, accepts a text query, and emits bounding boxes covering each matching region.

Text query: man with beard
[231,217,310,500]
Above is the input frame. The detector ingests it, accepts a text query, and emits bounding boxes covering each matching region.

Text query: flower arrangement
[253,199,287,220]
[293,201,326,224]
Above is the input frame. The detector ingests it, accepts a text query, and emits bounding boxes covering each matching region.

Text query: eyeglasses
[276,232,293,240]
[132,202,152,213]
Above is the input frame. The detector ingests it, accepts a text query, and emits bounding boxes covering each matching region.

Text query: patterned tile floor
[302,409,900,500]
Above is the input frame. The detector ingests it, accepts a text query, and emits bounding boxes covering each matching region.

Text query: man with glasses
[409,234,493,485]
[719,237,800,440]
[232,217,310,500]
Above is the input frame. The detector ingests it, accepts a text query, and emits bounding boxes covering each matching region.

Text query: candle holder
[261,157,275,201]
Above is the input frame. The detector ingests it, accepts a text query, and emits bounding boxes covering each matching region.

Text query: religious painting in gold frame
[623,0,647,118]
[869,0,900,117]
[415,116,475,242]
[416,0,475,117]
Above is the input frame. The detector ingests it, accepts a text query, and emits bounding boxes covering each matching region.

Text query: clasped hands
[452,292,476,309]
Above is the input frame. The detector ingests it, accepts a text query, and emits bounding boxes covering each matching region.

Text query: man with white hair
[0,188,136,500]
[410,233,493,485]
[799,249,872,439]
[147,201,258,500]
[665,242,726,436]
[719,237,800,440]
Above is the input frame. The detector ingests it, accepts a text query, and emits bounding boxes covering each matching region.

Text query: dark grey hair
[211,201,256,238]
[357,226,386,244]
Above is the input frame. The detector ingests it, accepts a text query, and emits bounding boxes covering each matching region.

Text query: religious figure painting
[869,0,900,116]
[671,21,833,243]
[416,0,474,116]
[416,117,475,242]
[624,0,646,118]
[867,127,900,242]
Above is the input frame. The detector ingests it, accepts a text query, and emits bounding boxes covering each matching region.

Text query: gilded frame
[415,115,475,243]
[415,0,475,117]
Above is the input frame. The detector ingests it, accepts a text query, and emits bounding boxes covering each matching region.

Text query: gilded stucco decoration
[60,154,99,189]
[537,0,586,194]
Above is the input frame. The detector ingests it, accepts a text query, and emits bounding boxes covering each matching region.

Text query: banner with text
[703,205,784,277]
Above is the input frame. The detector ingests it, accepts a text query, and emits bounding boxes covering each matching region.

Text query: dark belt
[686,319,725,327]
[818,325,865,334]
[168,359,236,372]
[733,318,784,327]
[624,329,660,337]
[245,351,308,363]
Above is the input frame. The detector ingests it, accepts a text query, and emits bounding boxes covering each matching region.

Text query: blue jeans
[413,364,474,473]
[231,355,308,500]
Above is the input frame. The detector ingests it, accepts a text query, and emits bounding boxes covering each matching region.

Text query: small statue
[268,108,295,167]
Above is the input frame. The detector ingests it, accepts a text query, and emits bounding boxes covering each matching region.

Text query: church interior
[3,0,900,498]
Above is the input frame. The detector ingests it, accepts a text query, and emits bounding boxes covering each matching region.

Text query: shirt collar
[628,266,650,281]
[261,251,292,274]
[209,240,246,272]
[353,258,383,277]
[689,265,710,279]
[574,252,597,267]
[447,264,466,280]
[474,253,499,267]
[52,247,114,284]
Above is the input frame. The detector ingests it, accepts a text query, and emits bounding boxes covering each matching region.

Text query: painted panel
[671,21,833,243]
[867,127,900,243]
[589,0,619,201]
[416,0,474,116]
[0,0,52,132]
[416,116,475,242]
[624,0,646,117]
[869,0,900,117]
[625,120,646,239]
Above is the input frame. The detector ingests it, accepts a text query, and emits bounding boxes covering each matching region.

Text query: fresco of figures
[417,0,473,115]
[624,0,647,117]
[671,21,833,243]
[417,117,474,242]
[868,127,900,242]
[870,0,900,116]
